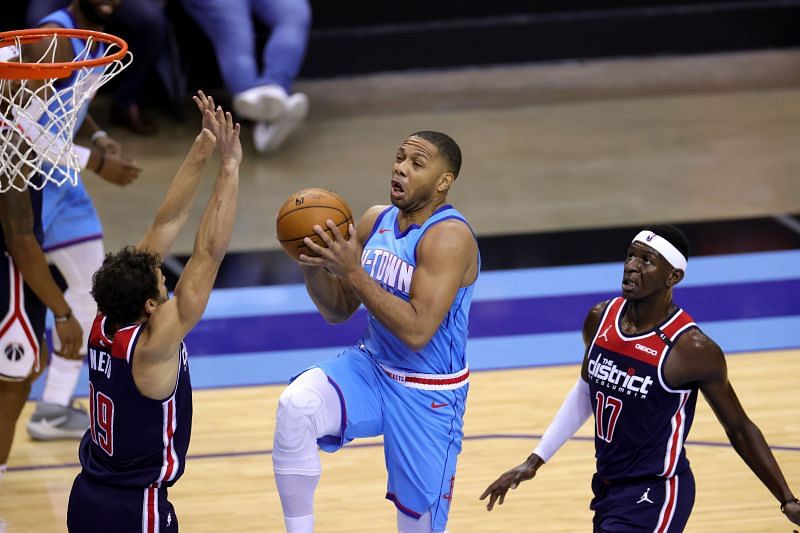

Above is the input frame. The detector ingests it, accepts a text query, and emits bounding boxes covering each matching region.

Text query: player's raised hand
[192,90,219,132]
[480,454,542,511]
[213,107,241,166]
[299,221,360,277]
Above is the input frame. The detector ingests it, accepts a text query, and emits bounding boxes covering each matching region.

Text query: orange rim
[0,28,128,80]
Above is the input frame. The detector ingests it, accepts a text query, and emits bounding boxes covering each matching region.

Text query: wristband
[781,497,800,512]
[90,130,108,144]
[54,308,73,323]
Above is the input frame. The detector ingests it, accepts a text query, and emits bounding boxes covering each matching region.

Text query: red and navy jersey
[587,297,698,482]
[78,313,192,489]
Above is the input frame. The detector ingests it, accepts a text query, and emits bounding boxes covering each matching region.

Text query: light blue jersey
[360,204,478,374]
[37,9,105,250]
[310,203,479,529]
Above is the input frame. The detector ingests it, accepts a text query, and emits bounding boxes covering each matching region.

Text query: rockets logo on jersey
[361,248,414,295]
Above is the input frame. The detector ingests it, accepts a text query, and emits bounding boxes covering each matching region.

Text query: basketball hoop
[0,28,131,193]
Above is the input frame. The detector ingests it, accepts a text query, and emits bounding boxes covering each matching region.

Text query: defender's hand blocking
[299,221,360,277]
[480,456,541,511]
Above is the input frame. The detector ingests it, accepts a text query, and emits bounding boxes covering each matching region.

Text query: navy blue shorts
[0,253,46,380]
[67,473,179,533]
[590,470,695,532]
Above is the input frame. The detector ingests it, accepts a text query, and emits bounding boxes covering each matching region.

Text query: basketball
[276,188,354,262]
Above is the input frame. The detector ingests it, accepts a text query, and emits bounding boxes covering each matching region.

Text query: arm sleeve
[532,377,593,462]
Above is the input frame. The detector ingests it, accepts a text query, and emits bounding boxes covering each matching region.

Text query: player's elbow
[403,331,433,352]
[320,308,353,325]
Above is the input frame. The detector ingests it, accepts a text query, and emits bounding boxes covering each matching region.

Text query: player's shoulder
[673,327,722,358]
[355,205,390,239]
[583,300,611,338]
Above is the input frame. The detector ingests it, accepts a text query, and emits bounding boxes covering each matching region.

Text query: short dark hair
[410,130,462,178]
[91,246,162,327]
[641,224,690,260]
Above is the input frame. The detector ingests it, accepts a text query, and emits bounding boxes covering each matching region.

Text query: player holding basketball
[24,0,143,440]
[273,131,479,532]
[480,225,800,530]
[66,92,240,532]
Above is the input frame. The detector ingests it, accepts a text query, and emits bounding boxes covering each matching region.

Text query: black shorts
[67,473,179,533]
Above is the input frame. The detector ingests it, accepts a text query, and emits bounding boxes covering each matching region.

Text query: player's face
[622,242,673,300]
[77,0,121,25]
[390,137,449,210]
[155,267,168,303]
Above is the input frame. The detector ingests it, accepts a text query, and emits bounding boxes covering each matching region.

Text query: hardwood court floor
[2,349,798,532]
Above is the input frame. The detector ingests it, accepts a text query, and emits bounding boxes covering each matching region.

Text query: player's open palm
[480,459,539,511]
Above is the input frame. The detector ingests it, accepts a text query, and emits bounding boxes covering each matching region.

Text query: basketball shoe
[26,399,90,440]
[253,92,309,154]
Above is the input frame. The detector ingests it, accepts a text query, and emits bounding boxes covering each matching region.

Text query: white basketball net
[0,33,131,193]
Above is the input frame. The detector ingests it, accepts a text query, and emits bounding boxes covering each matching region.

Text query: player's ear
[437,171,454,192]
[665,268,684,288]
[143,298,159,316]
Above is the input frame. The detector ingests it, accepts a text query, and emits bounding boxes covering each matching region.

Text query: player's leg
[0,257,48,478]
[0,340,48,479]
[250,0,311,153]
[251,0,311,94]
[383,382,468,533]
[398,511,452,533]
[27,239,103,440]
[273,348,383,532]
[67,473,179,532]
[273,367,340,532]
[181,0,269,122]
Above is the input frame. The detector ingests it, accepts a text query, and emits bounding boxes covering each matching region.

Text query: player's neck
[397,197,448,230]
[623,292,675,334]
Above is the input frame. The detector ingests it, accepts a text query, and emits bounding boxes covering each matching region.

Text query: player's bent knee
[272,368,341,475]
[274,380,324,452]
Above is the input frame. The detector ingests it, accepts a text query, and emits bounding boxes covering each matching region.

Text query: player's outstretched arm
[299,205,383,323]
[136,91,218,258]
[670,331,800,525]
[140,106,241,359]
[480,303,604,512]
[0,190,82,358]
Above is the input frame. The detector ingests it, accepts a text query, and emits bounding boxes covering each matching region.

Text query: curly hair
[91,246,162,328]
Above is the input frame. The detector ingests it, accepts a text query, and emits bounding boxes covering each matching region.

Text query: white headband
[632,231,688,272]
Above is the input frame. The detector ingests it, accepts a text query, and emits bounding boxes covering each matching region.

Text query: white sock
[283,515,314,533]
[41,353,83,406]
[276,473,318,532]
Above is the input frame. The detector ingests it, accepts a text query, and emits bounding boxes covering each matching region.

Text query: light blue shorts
[309,346,468,531]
